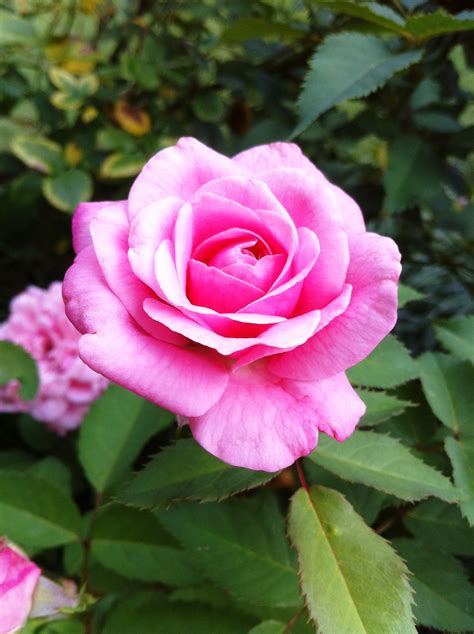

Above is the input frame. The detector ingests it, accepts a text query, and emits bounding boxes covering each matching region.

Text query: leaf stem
[296,459,309,492]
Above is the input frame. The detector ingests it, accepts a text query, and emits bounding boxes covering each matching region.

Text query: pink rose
[64,138,401,471]
[0,539,41,633]
[0,283,107,433]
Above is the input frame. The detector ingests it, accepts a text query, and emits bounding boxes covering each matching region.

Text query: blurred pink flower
[0,539,41,633]
[0,282,107,433]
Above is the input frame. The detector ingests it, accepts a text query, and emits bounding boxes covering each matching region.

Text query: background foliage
[0,0,473,632]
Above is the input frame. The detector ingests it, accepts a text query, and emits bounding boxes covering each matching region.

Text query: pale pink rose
[0,283,108,433]
[63,138,401,471]
[0,539,41,633]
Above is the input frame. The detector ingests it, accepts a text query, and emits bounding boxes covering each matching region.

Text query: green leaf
[288,486,415,633]
[42,169,93,213]
[434,315,474,363]
[11,135,64,175]
[449,44,474,94]
[309,1,408,36]
[158,494,301,608]
[398,282,424,307]
[102,592,254,634]
[293,33,422,137]
[403,499,474,556]
[0,341,39,400]
[418,353,474,434]
[99,152,146,179]
[383,135,441,213]
[0,10,36,46]
[0,471,81,550]
[90,504,204,586]
[445,437,474,525]
[393,539,474,632]
[405,10,474,39]
[309,431,459,502]
[79,384,173,493]
[221,17,305,43]
[248,622,285,634]
[27,457,72,495]
[357,389,415,427]
[49,68,99,97]
[50,91,83,111]
[347,335,418,388]
[120,438,276,509]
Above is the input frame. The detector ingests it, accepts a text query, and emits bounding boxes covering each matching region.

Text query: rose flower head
[0,282,107,433]
[64,138,401,471]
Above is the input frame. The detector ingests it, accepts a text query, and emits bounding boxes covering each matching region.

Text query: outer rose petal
[331,184,366,235]
[269,233,401,381]
[233,142,320,175]
[63,247,229,417]
[72,201,120,254]
[186,366,364,471]
[0,544,41,634]
[128,137,244,220]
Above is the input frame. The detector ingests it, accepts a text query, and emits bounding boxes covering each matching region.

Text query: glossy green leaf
[403,499,474,556]
[79,384,173,493]
[288,486,415,633]
[393,539,474,632]
[405,10,474,39]
[445,436,474,525]
[102,592,254,634]
[309,1,407,35]
[357,389,415,427]
[294,33,422,136]
[0,341,39,400]
[158,494,301,608]
[309,431,459,502]
[434,315,474,363]
[11,135,64,175]
[383,135,441,213]
[99,152,145,179]
[90,504,204,586]
[398,283,424,307]
[418,353,474,434]
[347,335,418,388]
[0,471,81,550]
[42,169,93,213]
[120,438,276,509]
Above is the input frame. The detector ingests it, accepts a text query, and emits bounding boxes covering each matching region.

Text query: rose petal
[269,233,401,381]
[232,141,320,174]
[258,168,350,308]
[186,366,364,471]
[0,545,41,634]
[144,297,320,357]
[187,259,264,313]
[73,201,123,254]
[63,248,229,417]
[128,137,243,220]
[331,183,366,235]
[90,203,185,345]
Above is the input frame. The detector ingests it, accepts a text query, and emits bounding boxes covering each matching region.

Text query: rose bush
[64,138,401,471]
[0,283,107,433]
[0,539,41,634]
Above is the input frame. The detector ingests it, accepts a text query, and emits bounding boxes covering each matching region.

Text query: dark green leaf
[0,341,39,400]
[393,539,474,632]
[79,384,173,493]
[434,316,474,363]
[398,283,424,307]
[288,486,415,633]
[221,17,305,43]
[445,436,474,525]
[102,592,255,634]
[357,389,415,426]
[120,438,276,509]
[403,499,474,556]
[347,335,418,388]
[0,471,81,550]
[309,1,408,36]
[294,34,422,136]
[158,494,301,608]
[90,504,204,586]
[309,431,459,502]
[418,353,474,434]
[406,10,474,39]
[42,169,93,213]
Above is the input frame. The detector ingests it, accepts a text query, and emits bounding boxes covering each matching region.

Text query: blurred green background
[0,0,473,356]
